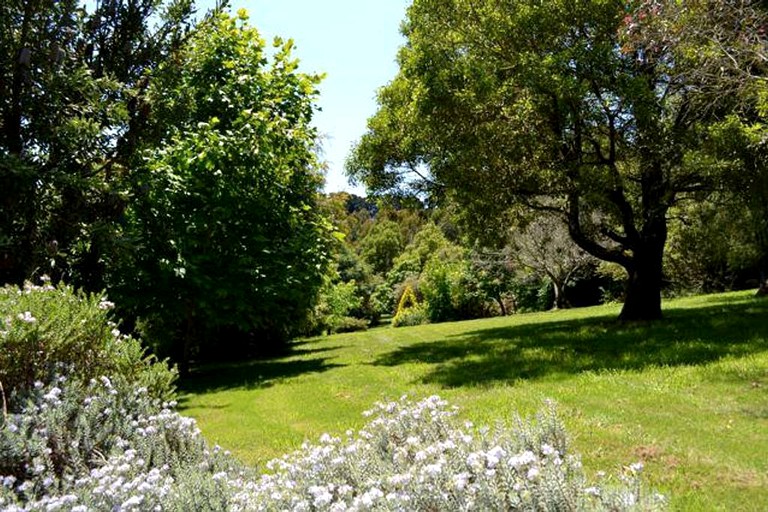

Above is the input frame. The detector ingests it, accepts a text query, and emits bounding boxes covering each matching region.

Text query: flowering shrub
[0,376,245,511]
[233,395,666,511]
[0,383,664,511]
[0,279,176,403]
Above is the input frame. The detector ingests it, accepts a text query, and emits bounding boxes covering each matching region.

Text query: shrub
[0,279,175,404]
[0,376,244,511]
[392,284,428,327]
[330,317,369,334]
[0,391,665,511]
[231,396,666,511]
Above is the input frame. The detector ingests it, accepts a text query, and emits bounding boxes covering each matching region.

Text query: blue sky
[197,0,411,194]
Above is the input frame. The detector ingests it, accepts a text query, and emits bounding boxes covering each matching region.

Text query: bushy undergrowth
[0,280,175,403]
[1,388,664,511]
[0,280,664,511]
[235,396,665,511]
[0,376,246,511]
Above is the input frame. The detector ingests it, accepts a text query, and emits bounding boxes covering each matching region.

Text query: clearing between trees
[180,290,768,511]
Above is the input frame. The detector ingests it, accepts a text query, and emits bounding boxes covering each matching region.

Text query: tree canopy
[347,0,768,320]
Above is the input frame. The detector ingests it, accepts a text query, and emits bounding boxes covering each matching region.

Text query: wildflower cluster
[230,395,666,511]
[0,376,244,511]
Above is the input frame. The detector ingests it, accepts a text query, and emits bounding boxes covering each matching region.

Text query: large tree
[348,0,766,320]
[109,11,334,370]
[0,0,196,287]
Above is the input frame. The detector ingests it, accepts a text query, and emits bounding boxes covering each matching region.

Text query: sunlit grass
[180,290,768,511]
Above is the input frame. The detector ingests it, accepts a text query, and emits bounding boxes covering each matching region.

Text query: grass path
[180,291,768,510]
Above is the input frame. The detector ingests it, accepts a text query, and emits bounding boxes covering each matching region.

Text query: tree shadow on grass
[373,296,768,388]
[178,340,346,396]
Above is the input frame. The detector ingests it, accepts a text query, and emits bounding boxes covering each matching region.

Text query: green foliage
[420,258,458,322]
[0,279,175,402]
[348,0,768,321]
[665,198,762,294]
[309,279,367,334]
[0,0,195,287]
[359,219,404,275]
[109,12,333,367]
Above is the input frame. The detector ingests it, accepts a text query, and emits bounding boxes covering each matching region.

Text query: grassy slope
[180,291,768,511]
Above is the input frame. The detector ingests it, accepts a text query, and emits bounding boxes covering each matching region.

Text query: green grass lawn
[179,291,768,511]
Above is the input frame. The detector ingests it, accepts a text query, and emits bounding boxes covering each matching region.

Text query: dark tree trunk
[552,280,568,310]
[619,236,665,321]
[494,293,507,316]
[757,269,768,297]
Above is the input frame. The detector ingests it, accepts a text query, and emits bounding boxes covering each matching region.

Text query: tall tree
[348,0,765,320]
[0,0,195,287]
[109,11,333,371]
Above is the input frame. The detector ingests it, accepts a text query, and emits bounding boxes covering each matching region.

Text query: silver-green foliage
[0,279,175,403]
[234,396,666,511]
[0,376,245,511]
[0,387,664,511]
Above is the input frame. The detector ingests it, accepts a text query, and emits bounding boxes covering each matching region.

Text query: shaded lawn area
[372,294,768,387]
[180,291,768,511]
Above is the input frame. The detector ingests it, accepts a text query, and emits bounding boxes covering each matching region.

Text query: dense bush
[0,280,175,403]
[0,376,244,511]
[1,392,665,511]
[229,396,666,511]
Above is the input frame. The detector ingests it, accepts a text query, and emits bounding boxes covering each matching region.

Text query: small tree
[509,214,596,310]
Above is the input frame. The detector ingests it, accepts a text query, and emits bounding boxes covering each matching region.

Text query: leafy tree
[665,197,761,293]
[359,219,404,275]
[670,1,768,294]
[110,11,333,371]
[348,0,765,320]
[508,214,596,309]
[0,0,195,287]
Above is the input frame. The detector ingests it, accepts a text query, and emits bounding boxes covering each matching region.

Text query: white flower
[360,487,384,507]
[43,387,62,402]
[509,450,537,468]
[541,443,556,456]
[527,467,540,481]
[453,472,470,490]
[309,485,333,506]
[424,463,442,476]
[120,495,144,508]
[17,311,36,323]
[584,486,601,496]
[486,446,506,468]
[98,300,115,310]
[629,462,644,473]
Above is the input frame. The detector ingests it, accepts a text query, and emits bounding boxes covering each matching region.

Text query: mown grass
[179,290,768,511]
